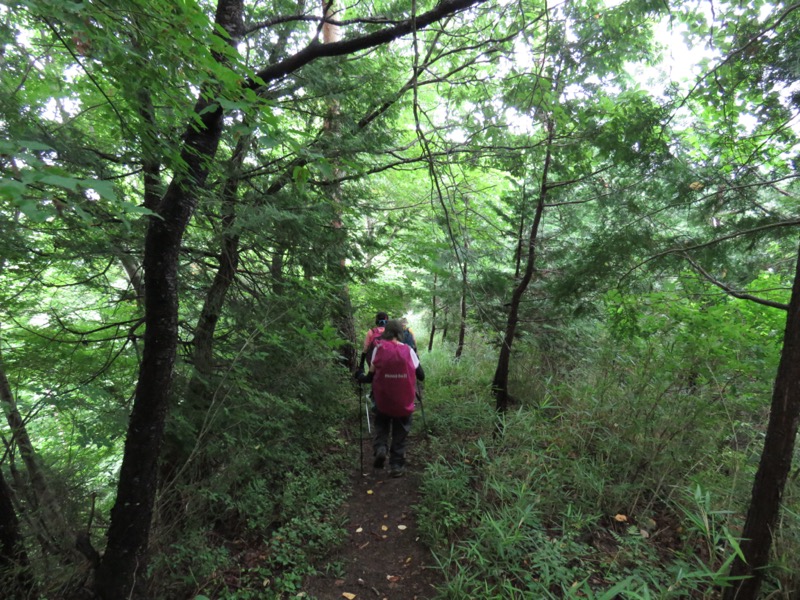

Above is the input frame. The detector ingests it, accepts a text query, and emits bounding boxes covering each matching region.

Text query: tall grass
[414,315,799,598]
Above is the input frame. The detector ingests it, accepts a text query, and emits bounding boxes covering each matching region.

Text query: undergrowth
[414,314,799,599]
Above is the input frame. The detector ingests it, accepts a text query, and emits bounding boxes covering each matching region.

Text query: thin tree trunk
[271,246,286,295]
[455,196,468,359]
[0,354,72,557]
[455,263,467,359]
[0,258,35,597]
[441,305,449,343]
[492,120,553,412]
[514,183,526,279]
[158,135,248,488]
[116,251,144,308]
[321,0,358,371]
[428,274,438,353]
[93,2,244,597]
[190,133,248,393]
[723,241,800,600]
[0,467,35,598]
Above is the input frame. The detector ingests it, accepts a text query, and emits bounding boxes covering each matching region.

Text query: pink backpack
[372,342,416,417]
[364,326,384,366]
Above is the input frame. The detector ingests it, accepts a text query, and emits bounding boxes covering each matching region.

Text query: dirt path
[300,436,444,600]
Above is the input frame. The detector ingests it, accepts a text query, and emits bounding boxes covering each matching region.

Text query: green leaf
[40,174,81,191]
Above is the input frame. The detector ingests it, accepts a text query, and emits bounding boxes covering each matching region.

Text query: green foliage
[1,0,799,596]
[414,302,797,598]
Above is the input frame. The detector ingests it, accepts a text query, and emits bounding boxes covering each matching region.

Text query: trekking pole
[364,390,372,434]
[358,382,364,473]
[417,384,429,434]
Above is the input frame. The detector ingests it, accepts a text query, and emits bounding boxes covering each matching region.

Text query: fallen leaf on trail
[366,490,374,495]
[355,527,363,533]
[614,514,628,522]
[381,525,388,531]
[397,525,407,530]
[335,579,345,586]
[639,529,650,538]
[387,575,400,582]
[383,514,388,518]
[405,556,413,563]
[358,541,370,550]
[342,593,356,600]
[382,535,387,539]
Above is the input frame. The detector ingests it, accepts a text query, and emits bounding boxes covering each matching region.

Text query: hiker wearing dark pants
[372,412,412,475]
[356,319,424,478]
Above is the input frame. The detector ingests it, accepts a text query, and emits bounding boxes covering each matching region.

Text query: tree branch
[682,253,789,310]
[621,218,800,282]
[250,0,488,86]
[246,14,402,35]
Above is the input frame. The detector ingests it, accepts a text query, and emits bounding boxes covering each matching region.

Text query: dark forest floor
[300,435,444,600]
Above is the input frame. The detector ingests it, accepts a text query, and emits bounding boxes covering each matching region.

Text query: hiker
[400,317,423,405]
[400,317,417,352]
[360,311,388,371]
[356,319,425,477]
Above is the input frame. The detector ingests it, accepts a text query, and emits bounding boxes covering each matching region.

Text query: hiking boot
[389,465,405,478]
[373,446,387,469]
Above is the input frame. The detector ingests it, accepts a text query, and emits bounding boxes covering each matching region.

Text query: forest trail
[300,436,444,600]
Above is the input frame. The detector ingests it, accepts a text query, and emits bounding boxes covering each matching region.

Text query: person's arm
[369,345,379,371]
[362,331,371,353]
[409,348,424,381]
[356,346,378,382]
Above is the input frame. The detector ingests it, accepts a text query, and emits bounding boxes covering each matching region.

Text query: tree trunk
[321,0,358,371]
[189,133,248,396]
[0,467,35,599]
[158,135,248,488]
[115,251,144,308]
[514,184,526,279]
[428,274,438,353]
[723,242,800,600]
[455,196,469,359]
[93,2,244,597]
[455,263,467,359]
[492,121,553,412]
[0,353,72,558]
[271,245,286,295]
